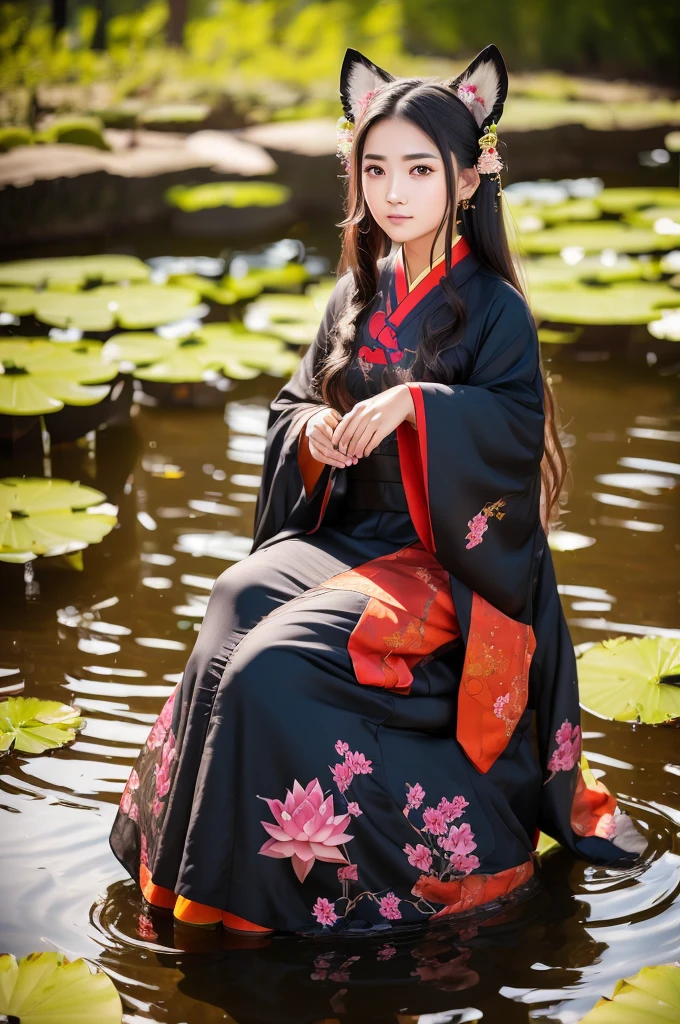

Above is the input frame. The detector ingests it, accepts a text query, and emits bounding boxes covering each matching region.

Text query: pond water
[0,234,679,1023]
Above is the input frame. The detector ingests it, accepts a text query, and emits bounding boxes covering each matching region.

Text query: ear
[447,44,508,129]
[339,47,396,123]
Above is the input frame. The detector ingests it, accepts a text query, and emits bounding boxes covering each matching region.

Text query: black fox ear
[447,44,508,128]
[339,47,396,123]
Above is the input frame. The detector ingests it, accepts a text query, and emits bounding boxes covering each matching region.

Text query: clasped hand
[304,384,416,469]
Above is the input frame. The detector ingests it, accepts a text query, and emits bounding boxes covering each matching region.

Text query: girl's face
[361,116,475,245]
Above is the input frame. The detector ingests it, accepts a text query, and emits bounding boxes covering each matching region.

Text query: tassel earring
[459,196,475,211]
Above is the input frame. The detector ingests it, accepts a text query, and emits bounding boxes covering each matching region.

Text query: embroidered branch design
[465,498,507,549]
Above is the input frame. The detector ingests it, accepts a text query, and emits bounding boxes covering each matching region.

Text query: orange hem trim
[413,859,535,919]
[139,863,177,909]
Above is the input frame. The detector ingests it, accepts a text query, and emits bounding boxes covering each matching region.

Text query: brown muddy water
[0,250,679,1022]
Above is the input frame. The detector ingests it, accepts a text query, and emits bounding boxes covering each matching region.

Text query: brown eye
[412,165,433,175]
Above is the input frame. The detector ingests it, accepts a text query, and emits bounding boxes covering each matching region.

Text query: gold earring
[460,197,470,210]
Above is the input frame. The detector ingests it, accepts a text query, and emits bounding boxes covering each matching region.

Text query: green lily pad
[0,477,117,560]
[33,283,200,331]
[0,255,149,289]
[518,221,677,256]
[536,832,560,856]
[580,963,680,1023]
[0,697,84,754]
[168,274,240,306]
[538,327,582,345]
[103,325,297,383]
[625,206,680,229]
[0,339,116,415]
[596,187,680,215]
[531,281,680,325]
[0,287,38,315]
[0,951,122,1021]
[511,197,602,224]
[577,636,680,724]
[166,181,291,213]
[244,293,323,346]
[525,255,658,291]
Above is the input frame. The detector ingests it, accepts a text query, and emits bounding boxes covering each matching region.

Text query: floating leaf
[532,281,680,325]
[518,221,677,256]
[103,324,296,383]
[0,477,117,560]
[165,180,291,212]
[536,832,560,856]
[244,293,322,345]
[0,287,38,316]
[0,951,122,1021]
[0,339,116,415]
[34,284,200,331]
[0,697,84,754]
[510,197,601,224]
[538,327,582,345]
[596,187,680,215]
[525,255,661,292]
[580,963,680,1023]
[0,255,149,289]
[577,636,680,724]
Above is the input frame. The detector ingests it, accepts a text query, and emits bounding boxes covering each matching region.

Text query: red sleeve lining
[395,383,435,554]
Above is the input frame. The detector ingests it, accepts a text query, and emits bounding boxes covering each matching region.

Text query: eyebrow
[363,152,440,161]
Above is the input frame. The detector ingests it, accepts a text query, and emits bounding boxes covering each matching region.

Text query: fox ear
[340,47,396,123]
[447,44,508,128]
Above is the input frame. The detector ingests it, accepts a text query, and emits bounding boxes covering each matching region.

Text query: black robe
[109,237,645,936]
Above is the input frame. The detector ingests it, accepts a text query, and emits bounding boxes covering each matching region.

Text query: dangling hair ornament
[337,44,508,201]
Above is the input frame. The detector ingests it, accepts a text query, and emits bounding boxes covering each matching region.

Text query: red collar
[391,236,471,327]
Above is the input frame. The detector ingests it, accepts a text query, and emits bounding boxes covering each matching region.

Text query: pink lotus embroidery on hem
[465,498,507,549]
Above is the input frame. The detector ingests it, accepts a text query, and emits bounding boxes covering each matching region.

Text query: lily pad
[0,339,117,415]
[0,287,38,316]
[531,281,680,325]
[626,206,680,229]
[0,697,84,754]
[166,181,291,213]
[0,951,122,1021]
[577,636,680,724]
[0,477,117,561]
[0,255,149,289]
[536,832,560,856]
[580,963,680,1023]
[33,283,200,331]
[103,325,298,383]
[538,327,581,345]
[244,293,323,346]
[510,197,601,224]
[596,187,680,215]
[518,221,677,256]
[525,255,658,291]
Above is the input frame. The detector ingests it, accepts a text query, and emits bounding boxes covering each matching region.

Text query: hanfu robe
[109,236,645,937]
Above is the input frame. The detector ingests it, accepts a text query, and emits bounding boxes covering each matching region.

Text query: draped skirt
[109,500,542,936]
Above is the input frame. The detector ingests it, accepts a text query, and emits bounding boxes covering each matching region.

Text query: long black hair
[314,77,568,529]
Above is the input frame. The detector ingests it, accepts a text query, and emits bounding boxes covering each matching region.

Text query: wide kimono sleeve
[395,284,646,863]
[250,271,354,553]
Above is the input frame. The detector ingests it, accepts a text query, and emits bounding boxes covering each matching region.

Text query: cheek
[414,175,448,219]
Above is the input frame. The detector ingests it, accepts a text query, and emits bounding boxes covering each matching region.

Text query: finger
[331,406,364,449]
[309,442,352,469]
[310,436,354,468]
[349,423,378,458]
[333,414,363,453]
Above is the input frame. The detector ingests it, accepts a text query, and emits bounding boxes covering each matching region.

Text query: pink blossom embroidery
[493,692,510,718]
[437,795,469,822]
[121,768,140,815]
[258,778,353,882]
[404,843,433,872]
[379,892,402,920]
[312,896,338,926]
[146,688,177,750]
[465,499,506,549]
[346,751,373,775]
[377,944,397,961]
[154,730,176,801]
[547,720,581,773]
[347,801,362,816]
[335,740,349,756]
[450,852,480,873]
[140,832,149,867]
[331,761,354,793]
[422,806,448,835]
[338,863,359,882]
[404,782,425,813]
[437,822,477,856]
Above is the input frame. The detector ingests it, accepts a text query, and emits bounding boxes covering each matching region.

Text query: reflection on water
[0,334,678,1022]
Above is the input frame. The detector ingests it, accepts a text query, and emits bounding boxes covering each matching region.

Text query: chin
[381,220,420,242]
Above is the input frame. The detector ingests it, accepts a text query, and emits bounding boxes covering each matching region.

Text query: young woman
[110,44,646,937]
